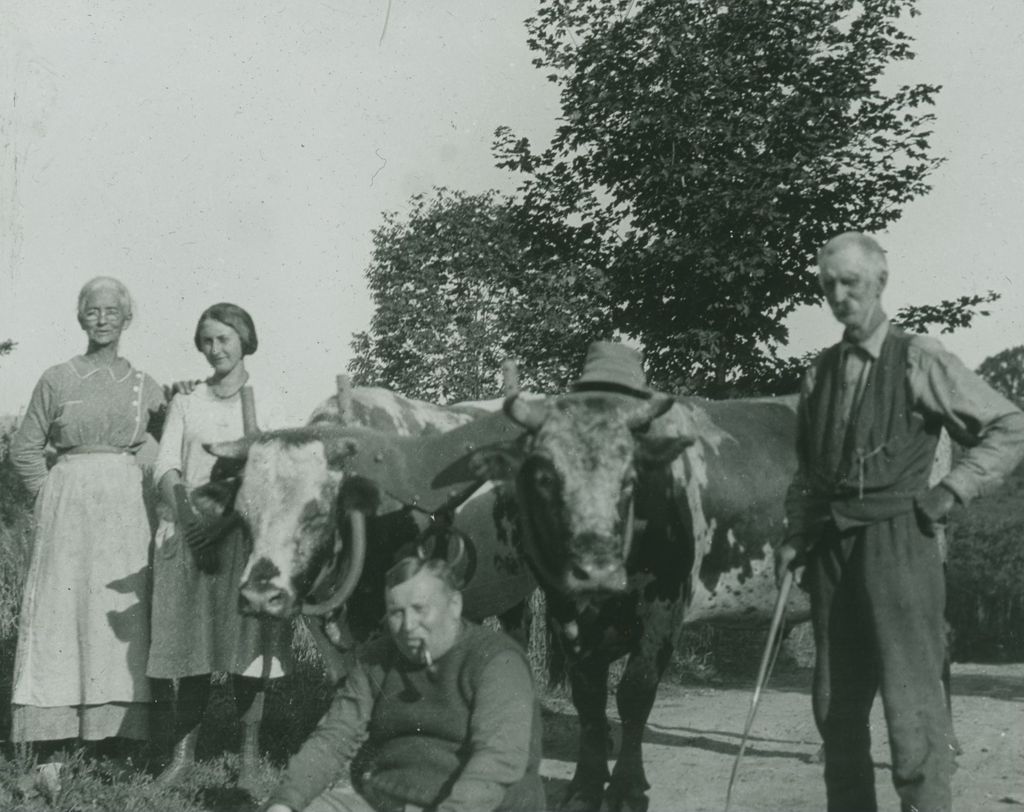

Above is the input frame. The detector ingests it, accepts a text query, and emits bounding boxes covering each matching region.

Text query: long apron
[147,518,290,679]
[12,453,152,741]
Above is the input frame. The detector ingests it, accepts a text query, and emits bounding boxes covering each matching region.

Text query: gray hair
[77,276,134,322]
[817,232,888,280]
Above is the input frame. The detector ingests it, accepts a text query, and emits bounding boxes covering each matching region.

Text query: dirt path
[539,663,1024,811]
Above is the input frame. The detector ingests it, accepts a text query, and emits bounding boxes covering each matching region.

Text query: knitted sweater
[268,622,543,812]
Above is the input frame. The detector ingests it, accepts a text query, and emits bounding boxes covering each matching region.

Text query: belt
[58,445,133,458]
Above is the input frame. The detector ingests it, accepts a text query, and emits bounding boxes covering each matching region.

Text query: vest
[802,327,941,528]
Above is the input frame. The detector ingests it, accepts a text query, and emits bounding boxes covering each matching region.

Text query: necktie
[827,344,869,477]
[840,345,868,423]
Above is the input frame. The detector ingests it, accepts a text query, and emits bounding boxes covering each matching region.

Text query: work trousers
[807,511,955,812]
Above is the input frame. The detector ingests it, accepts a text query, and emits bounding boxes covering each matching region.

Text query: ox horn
[625,394,676,431]
[301,507,367,617]
[504,394,546,431]
[204,436,253,460]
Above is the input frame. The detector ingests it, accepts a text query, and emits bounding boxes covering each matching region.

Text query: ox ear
[626,394,677,431]
[503,394,547,432]
[635,433,695,467]
[322,435,359,471]
[204,437,252,460]
[469,444,523,482]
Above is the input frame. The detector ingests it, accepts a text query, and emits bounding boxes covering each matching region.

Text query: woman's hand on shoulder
[164,379,203,400]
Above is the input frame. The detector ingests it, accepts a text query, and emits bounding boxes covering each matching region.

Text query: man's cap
[571,341,652,399]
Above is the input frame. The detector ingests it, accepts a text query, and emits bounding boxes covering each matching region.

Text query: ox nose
[565,560,628,593]
[239,582,294,618]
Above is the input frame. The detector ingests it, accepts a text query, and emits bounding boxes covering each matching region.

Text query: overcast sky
[2,0,1023,426]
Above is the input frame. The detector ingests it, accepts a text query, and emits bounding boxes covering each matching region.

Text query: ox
[474,390,811,812]
[195,387,536,672]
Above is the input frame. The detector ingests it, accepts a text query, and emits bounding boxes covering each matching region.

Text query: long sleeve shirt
[786,320,1024,546]
[268,622,542,812]
[11,356,165,495]
[153,384,248,489]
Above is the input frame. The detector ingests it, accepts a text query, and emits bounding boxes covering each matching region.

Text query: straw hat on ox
[571,341,652,399]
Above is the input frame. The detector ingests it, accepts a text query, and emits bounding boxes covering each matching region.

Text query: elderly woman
[10,277,166,754]
[147,302,291,788]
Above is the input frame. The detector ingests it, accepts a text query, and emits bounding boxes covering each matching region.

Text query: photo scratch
[370,149,387,186]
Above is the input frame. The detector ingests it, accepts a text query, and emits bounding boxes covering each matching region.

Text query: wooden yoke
[501,359,520,398]
[240,385,259,435]
[336,374,354,427]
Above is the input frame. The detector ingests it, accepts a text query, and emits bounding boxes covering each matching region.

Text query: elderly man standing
[264,556,544,812]
[776,232,1024,812]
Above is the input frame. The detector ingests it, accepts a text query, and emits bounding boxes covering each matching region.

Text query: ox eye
[299,499,328,528]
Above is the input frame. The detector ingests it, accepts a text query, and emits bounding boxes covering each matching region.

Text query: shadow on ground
[541,707,811,763]
[950,669,1024,701]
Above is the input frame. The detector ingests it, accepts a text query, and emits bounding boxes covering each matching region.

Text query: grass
[0,655,334,811]
[0,432,334,810]
[0,426,1020,808]
[0,746,254,812]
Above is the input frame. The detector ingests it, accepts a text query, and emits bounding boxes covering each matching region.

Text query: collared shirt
[837,316,890,421]
[11,356,166,495]
[795,318,1024,507]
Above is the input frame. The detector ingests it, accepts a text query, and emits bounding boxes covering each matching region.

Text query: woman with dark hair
[147,302,291,787]
[10,277,165,755]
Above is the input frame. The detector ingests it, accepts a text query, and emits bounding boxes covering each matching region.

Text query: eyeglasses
[81,308,125,323]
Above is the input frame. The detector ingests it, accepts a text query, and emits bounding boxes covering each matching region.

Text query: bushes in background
[946,463,1024,662]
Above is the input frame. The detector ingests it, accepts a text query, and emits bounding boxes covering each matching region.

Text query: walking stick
[724,569,794,812]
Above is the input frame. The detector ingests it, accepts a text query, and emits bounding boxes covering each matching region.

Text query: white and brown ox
[195,388,535,663]
[473,390,811,812]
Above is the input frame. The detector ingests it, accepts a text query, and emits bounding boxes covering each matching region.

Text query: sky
[2,0,1023,426]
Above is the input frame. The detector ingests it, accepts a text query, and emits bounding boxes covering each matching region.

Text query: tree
[977,345,1024,408]
[349,188,613,403]
[743,292,1003,398]
[0,339,14,359]
[495,0,942,395]
[893,291,1000,337]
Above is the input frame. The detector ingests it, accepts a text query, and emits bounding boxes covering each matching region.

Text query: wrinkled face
[234,438,340,616]
[79,289,129,347]
[819,245,886,336]
[385,569,463,663]
[197,318,245,377]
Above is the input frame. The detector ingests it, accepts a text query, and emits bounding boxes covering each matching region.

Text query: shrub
[0,430,33,640]
[946,463,1024,661]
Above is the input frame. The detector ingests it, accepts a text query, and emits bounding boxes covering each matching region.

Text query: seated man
[264,556,545,812]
